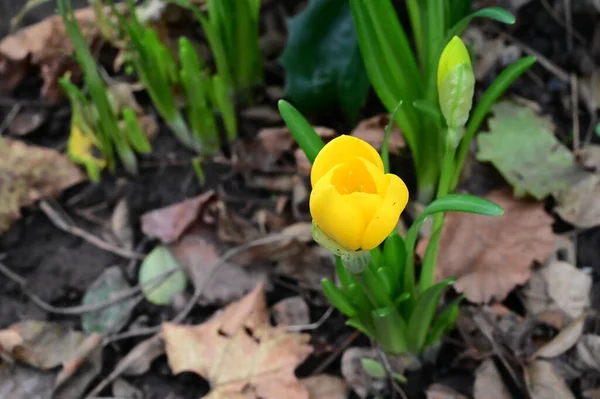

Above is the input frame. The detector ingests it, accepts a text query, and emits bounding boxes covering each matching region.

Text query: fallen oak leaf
[0,137,85,234]
[417,189,556,303]
[162,282,313,399]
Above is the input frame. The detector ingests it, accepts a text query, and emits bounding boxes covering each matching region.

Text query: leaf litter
[162,282,313,399]
[417,189,557,303]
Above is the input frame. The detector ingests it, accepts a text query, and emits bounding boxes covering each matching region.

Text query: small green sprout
[59,0,151,180]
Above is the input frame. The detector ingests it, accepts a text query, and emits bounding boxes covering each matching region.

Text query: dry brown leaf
[0,8,98,101]
[0,138,85,234]
[350,114,405,154]
[533,313,587,359]
[417,189,556,303]
[140,191,215,243]
[162,282,313,399]
[272,296,310,327]
[0,321,83,369]
[523,261,591,318]
[8,108,48,136]
[554,173,600,228]
[301,374,348,399]
[524,360,575,399]
[473,359,511,399]
[169,222,268,306]
[216,200,262,244]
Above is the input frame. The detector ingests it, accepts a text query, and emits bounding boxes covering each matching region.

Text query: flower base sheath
[309,135,409,252]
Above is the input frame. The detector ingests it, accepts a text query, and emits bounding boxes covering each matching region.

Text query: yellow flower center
[330,158,377,195]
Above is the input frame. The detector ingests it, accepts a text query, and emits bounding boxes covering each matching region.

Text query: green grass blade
[122,108,151,153]
[277,100,325,164]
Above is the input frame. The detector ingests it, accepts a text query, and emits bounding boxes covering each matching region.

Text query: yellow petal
[357,157,389,197]
[360,174,409,250]
[311,135,384,187]
[310,167,366,251]
[437,36,471,91]
[344,192,383,228]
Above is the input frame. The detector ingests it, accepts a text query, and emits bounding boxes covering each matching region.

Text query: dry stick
[39,200,143,260]
[571,74,580,151]
[375,344,408,399]
[86,234,293,398]
[0,260,177,315]
[311,330,361,376]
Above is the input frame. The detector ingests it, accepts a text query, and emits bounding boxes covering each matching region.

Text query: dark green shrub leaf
[280,0,370,121]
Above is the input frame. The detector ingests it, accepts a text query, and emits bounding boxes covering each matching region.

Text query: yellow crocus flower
[309,135,409,252]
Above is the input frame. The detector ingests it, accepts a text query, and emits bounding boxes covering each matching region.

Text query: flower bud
[437,36,475,130]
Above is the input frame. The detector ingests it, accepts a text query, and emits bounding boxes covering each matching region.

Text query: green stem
[426,129,458,281]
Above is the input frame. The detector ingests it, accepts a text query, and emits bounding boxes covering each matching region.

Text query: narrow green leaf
[191,157,206,186]
[372,306,408,354]
[413,99,444,128]
[370,246,384,270]
[383,231,406,294]
[422,193,504,216]
[381,101,402,174]
[376,267,393,297]
[406,279,454,353]
[322,278,357,317]
[211,75,237,141]
[418,226,443,293]
[425,296,462,347]
[452,56,536,189]
[335,256,355,292]
[446,7,515,40]
[278,100,325,163]
[122,108,151,153]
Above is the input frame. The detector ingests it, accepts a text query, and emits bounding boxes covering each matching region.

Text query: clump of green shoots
[171,0,263,102]
[349,0,536,203]
[58,0,151,181]
[105,0,236,154]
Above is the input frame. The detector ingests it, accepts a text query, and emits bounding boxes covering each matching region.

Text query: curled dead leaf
[0,8,98,101]
[523,261,591,318]
[0,138,86,234]
[532,313,587,360]
[417,189,556,303]
[524,360,575,399]
[554,173,600,229]
[162,282,313,399]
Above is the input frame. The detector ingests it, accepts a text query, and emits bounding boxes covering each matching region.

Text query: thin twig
[40,200,143,260]
[0,260,176,315]
[571,74,580,151]
[286,307,334,332]
[375,345,408,399]
[0,104,21,136]
[310,330,361,376]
